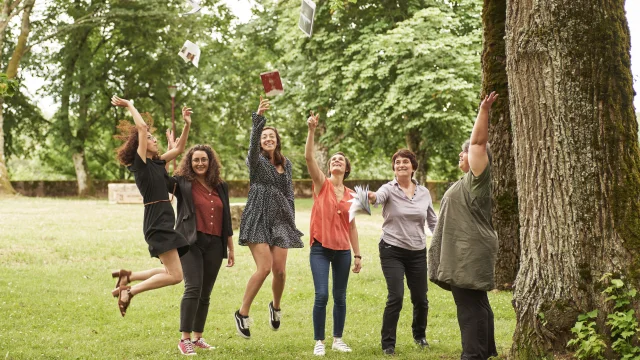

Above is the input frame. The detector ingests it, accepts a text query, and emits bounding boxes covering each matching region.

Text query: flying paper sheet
[348,185,372,222]
[260,70,284,96]
[182,0,202,15]
[298,0,316,37]
[178,40,200,68]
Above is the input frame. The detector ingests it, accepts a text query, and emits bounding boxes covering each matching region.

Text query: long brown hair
[175,144,223,187]
[261,126,285,166]
[114,113,157,166]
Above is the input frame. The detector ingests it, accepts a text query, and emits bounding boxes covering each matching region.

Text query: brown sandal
[117,285,134,317]
[111,269,132,298]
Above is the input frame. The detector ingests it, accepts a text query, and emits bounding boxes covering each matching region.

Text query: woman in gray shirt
[367,149,438,356]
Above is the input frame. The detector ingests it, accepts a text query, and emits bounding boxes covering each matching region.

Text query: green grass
[0,197,513,359]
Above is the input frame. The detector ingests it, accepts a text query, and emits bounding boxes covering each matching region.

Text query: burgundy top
[192,180,223,236]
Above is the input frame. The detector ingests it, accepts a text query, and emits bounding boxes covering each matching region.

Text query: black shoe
[383,347,396,356]
[414,337,429,349]
[234,310,252,339]
[268,301,281,330]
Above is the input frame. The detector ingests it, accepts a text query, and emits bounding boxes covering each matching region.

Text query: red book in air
[260,70,284,97]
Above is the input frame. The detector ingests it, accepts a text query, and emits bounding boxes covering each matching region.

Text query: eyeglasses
[192,158,209,164]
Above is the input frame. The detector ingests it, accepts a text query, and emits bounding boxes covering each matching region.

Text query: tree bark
[506,0,640,357]
[406,130,428,184]
[482,0,519,290]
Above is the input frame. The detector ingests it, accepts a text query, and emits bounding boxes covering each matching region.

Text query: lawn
[0,196,514,359]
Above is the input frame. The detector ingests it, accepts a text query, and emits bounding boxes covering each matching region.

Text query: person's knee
[170,268,184,285]
[272,267,286,280]
[386,290,404,308]
[314,290,329,307]
[256,266,271,279]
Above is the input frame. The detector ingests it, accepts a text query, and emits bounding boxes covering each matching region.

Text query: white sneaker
[332,338,352,352]
[314,340,326,356]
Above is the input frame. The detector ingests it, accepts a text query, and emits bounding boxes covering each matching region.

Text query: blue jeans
[310,241,352,340]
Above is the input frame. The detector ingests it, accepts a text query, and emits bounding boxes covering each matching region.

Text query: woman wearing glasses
[165,140,235,356]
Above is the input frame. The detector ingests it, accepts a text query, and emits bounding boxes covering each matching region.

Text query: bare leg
[182,332,191,340]
[239,243,272,316]
[120,249,183,302]
[129,268,166,283]
[270,246,288,309]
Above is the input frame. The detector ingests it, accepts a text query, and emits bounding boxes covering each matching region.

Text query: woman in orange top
[304,111,362,356]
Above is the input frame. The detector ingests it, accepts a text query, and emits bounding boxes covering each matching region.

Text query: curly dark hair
[391,149,419,178]
[174,144,223,187]
[326,152,351,180]
[261,126,285,167]
[114,113,157,166]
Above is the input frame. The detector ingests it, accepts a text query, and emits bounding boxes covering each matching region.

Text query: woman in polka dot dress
[234,96,304,339]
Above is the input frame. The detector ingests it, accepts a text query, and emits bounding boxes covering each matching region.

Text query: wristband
[354,255,362,259]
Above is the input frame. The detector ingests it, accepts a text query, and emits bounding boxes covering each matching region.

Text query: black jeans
[179,232,224,333]
[379,240,429,350]
[450,285,497,360]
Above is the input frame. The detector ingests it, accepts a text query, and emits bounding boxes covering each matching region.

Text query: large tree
[482,0,519,289]
[0,0,35,195]
[506,0,640,357]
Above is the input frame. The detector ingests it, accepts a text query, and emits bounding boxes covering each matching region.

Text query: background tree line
[1,0,482,196]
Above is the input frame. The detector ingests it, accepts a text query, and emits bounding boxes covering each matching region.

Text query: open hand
[307,110,319,131]
[480,91,499,111]
[111,95,131,108]
[182,106,193,125]
[257,96,270,116]
[166,129,179,150]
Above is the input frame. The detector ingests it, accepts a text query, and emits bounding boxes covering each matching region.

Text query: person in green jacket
[428,92,499,360]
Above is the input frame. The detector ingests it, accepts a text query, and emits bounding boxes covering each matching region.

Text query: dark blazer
[169,176,233,258]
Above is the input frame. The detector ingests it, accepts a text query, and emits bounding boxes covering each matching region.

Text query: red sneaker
[178,339,197,356]
[193,338,214,350]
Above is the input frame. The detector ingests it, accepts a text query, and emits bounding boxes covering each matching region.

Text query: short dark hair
[326,152,351,180]
[462,140,492,163]
[391,149,419,178]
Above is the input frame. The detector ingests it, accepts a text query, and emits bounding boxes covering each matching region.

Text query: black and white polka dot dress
[238,113,304,249]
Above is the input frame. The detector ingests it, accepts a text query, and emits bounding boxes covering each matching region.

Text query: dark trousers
[310,241,352,340]
[379,240,429,350]
[179,232,224,333]
[450,285,497,360]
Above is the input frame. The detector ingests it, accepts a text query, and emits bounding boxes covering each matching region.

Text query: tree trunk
[72,151,93,196]
[0,0,33,195]
[506,0,640,357]
[482,0,519,290]
[406,130,428,184]
[0,97,13,195]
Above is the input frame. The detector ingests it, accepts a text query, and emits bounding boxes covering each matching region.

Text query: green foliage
[0,73,18,97]
[568,274,640,359]
[567,310,606,360]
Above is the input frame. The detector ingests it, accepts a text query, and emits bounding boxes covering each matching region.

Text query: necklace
[333,184,344,197]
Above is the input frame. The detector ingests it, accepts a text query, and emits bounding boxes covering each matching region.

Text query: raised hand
[307,110,319,131]
[111,95,132,108]
[257,96,270,116]
[166,129,179,150]
[182,106,193,125]
[480,91,499,111]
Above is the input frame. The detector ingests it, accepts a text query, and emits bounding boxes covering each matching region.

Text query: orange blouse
[309,178,354,250]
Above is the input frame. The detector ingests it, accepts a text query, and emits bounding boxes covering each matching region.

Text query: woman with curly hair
[110,95,192,317]
[234,96,304,339]
[165,141,235,356]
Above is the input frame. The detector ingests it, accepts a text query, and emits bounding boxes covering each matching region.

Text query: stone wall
[11,179,448,201]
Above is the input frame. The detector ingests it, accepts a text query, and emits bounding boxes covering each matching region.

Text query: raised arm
[468,91,498,176]
[112,96,148,162]
[161,106,192,162]
[304,111,326,196]
[247,97,270,168]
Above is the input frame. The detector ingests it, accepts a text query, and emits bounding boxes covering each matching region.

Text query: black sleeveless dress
[129,153,189,258]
